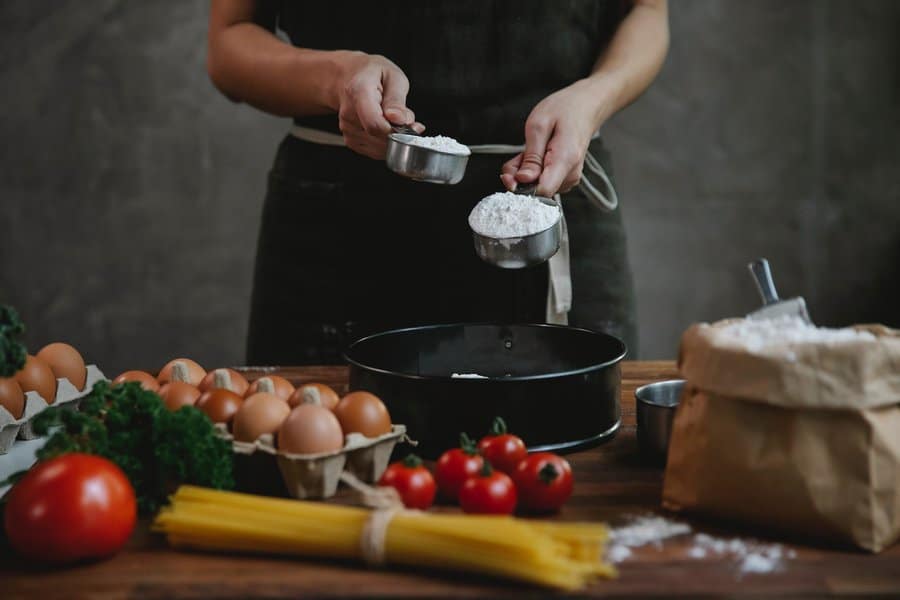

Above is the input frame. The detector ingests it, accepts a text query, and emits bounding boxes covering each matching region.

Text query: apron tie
[289,126,618,325]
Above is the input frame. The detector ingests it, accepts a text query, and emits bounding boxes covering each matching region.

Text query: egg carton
[222,424,407,499]
[0,365,107,453]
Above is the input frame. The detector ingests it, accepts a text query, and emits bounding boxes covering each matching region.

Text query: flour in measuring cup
[468,192,560,238]
[405,135,471,156]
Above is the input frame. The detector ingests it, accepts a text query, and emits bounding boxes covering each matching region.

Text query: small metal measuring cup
[471,184,562,269]
[385,124,470,184]
[635,379,685,465]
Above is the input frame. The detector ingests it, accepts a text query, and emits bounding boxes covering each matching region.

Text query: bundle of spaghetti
[154,486,615,590]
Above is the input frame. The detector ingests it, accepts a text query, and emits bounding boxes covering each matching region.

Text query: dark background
[2,1,898,374]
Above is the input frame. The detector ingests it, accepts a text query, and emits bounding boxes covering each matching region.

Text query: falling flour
[468,192,561,238]
[715,315,876,352]
[404,135,471,156]
[605,515,795,576]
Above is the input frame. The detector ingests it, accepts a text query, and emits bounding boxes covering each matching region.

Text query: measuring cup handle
[390,123,419,136]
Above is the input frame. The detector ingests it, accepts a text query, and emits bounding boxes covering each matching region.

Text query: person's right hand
[335,52,423,159]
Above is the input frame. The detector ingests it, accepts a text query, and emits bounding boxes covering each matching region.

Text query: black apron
[247,0,639,364]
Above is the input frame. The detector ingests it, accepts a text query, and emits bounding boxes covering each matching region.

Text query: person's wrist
[572,74,625,131]
[325,50,368,111]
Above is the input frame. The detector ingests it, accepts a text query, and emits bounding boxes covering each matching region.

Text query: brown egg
[159,381,201,411]
[112,370,160,393]
[199,368,249,396]
[289,383,340,410]
[196,388,244,424]
[278,403,344,455]
[14,355,57,404]
[157,358,206,385]
[232,392,291,443]
[36,342,87,391]
[0,377,25,419]
[246,376,294,401]
[333,391,392,438]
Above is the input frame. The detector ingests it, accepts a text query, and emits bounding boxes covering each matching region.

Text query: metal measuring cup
[471,183,562,269]
[385,124,470,184]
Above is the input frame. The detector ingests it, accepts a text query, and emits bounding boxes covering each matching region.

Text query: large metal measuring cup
[471,184,562,269]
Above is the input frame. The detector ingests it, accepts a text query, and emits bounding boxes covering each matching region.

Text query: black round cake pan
[344,323,626,459]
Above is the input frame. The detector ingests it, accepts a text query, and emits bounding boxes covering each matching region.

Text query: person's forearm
[580,0,670,129]
[208,2,352,117]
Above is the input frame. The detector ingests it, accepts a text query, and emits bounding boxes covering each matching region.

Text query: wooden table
[3,361,900,598]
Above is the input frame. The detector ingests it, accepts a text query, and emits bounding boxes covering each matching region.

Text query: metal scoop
[385,124,470,184]
[747,258,813,323]
[470,183,562,269]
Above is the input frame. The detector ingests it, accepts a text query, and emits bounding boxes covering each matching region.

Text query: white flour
[716,316,875,352]
[606,515,795,576]
[405,135,471,156]
[608,516,691,550]
[450,373,488,379]
[690,532,796,575]
[468,192,560,238]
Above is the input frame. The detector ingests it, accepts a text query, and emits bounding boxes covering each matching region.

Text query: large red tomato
[4,453,137,564]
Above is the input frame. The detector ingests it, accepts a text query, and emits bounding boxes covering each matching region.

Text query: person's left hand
[501,79,611,197]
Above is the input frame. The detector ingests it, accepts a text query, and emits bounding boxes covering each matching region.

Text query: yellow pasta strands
[153,486,615,590]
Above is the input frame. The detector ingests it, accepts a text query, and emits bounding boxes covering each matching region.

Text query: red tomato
[513,452,574,513]
[434,433,484,502]
[378,454,437,510]
[477,416,527,475]
[458,462,517,515]
[4,453,137,564]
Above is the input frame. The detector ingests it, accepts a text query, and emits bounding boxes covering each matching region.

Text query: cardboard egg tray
[0,365,107,454]
[220,424,407,499]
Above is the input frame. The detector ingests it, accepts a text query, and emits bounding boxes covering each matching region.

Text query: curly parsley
[32,380,233,513]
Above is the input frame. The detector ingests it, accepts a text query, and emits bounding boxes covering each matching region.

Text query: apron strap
[288,126,619,325]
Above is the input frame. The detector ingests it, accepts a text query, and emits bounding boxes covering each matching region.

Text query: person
[207,1,669,364]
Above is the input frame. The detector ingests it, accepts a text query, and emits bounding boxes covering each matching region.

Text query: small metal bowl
[385,133,469,184]
[635,379,685,464]
[472,221,562,269]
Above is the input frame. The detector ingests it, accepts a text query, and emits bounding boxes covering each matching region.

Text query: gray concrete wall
[2,1,898,375]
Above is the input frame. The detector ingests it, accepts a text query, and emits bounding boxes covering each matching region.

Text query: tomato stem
[480,460,493,477]
[538,462,559,484]
[490,416,508,436]
[459,432,478,455]
[402,454,423,468]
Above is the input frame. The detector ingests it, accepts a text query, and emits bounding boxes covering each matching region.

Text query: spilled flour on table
[606,515,796,576]
[688,533,796,575]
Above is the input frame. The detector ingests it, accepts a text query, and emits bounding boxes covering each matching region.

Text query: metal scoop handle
[514,183,559,208]
[748,258,780,305]
[390,123,420,136]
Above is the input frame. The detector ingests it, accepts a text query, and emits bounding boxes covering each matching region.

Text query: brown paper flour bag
[662,318,900,551]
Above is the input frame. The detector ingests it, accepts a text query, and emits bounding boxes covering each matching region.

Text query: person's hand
[501,79,611,197]
[335,52,424,159]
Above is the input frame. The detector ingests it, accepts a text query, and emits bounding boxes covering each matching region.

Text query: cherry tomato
[378,454,436,510]
[458,462,517,515]
[513,452,574,513]
[477,416,527,475]
[4,453,137,564]
[434,433,484,502]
